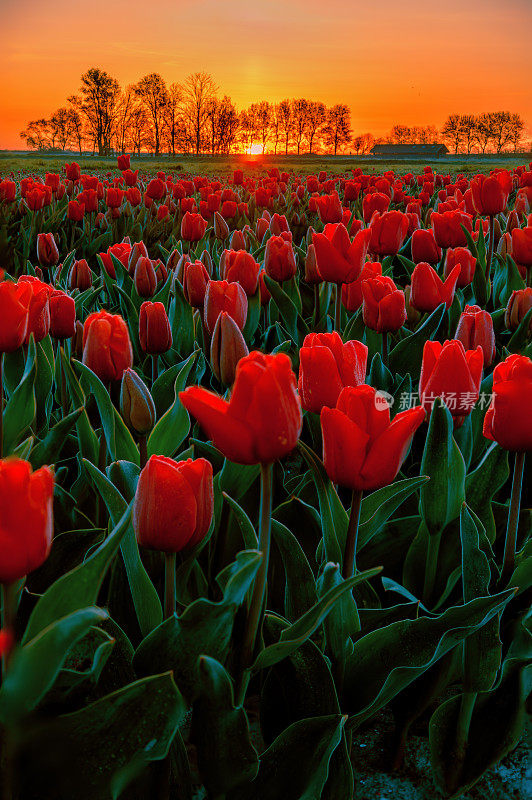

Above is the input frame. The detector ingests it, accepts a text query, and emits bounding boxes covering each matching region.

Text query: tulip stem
[423,532,441,606]
[485,215,495,282]
[59,346,68,417]
[164,553,177,619]
[527,267,532,289]
[152,355,159,385]
[236,461,273,706]
[382,332,389,366]
[1,582,15,680]
[313,283,320,328]
[343,489,363,580]
[0,352,4,460]
[334,282,342,333]
[454,691,477,767]
[500,451,525,586]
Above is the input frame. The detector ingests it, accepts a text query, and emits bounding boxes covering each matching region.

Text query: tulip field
[0,156,531,800]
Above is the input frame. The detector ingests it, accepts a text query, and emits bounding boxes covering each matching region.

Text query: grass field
[1,150,530,177]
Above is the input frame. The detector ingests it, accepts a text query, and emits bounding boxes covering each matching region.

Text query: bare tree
[323,104,351,155]
[352,133,374,154]
[292,98,309,154]
[162,82,182,155]
[508,113,525,152]
[305,100,326,154]
[67,101,84,154]
[20,119,51,150]
[488,111,522,153]
[441,114,463,154]
[70,67,121,155]
[180,72,218,155]
[473,113,493,153]
[133,73,168,155]
[278,99,294,154]
[250,101,271,153]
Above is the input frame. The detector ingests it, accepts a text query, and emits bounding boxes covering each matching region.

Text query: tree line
[19,67,528,157]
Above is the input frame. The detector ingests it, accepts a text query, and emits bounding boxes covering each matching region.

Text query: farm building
[370,143,449,157]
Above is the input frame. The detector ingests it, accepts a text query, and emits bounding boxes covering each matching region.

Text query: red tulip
[298,332,368,413]
[210,311,249,386]
[511,227,532,269]
[361,275,406,333]
[180,351,302,465]
[82,310,133,382]
[470,172,512,216]
[37,233,59,268]
[431,210,473,249]
[368,211,409,256]
[505,288,532,334]
[181,212,207,242]
[264,234,297,282]
[411,229,442,265]
[455,304,496,367]
[321,384,425,491]
[483,354,532,451]
[220,250,260,295]
[444,247,476,288]
[0,458,54,584]
[419,339,484,421]
[411,262,461,312]
[133,456,213,552]
[134,257,157,298]
[117,154,130,171]
[341,261,382,312]
[18,277,51,343]
[65,162,81,182]
[49,290,76,340]
[182,260,210,308]
[139,301,172,354]
[362,192,390,223]
[204,280,247,335]
[68,200,85,222]
[315,192,343,224]
[0,281,31,353]
[312,225,372,284]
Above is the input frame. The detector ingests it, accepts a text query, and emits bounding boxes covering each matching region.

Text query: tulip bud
[175,253,191,283]
[210,311,249,386]
[505,288,532,334]
[214,211,230,240]
[497,232,512,259]
[128,241,149,275]
[229,229,246,251]
[120,368,156,435]
[68,259,92,292]
[404,285,421,325]
[200,249,214,277]
[306,226,316,247]
[166,248,180,272]
[304,244,322,284]
[49,290,76,340]
[37,233,59,268]
[255,217,269,241]
[72,319,84,358]
[134,257,157,298]
[505,210,520,233]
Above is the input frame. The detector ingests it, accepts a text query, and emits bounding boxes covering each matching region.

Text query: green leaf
[83,459,162,636]
[388,303,447,380]
[252,566,382,672]
[134,551,262,701]
[229,714,345,800]
[0,607,108,723]
[507,306,532,353]
[2,337,36,454]
[60,350,99,464]
[429,652,530,797]
[223,492,259,549]
[420,398,466,536]
[298,441,344,565]
[191,656,259,795]
[74,359,140,465]
[147,350,197,458]
[358,476,429,549]
[23,502,131,643]
[19,673,185,800]
[343,591,514,731]
[263,273,309,345]
[272,519,317,621]
[460,504,501,692]
[30,407,83,468]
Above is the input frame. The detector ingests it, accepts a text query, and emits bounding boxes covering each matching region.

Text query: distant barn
[370,143,449,158]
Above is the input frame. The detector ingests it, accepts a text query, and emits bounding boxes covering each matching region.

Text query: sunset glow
[1,0,531,150]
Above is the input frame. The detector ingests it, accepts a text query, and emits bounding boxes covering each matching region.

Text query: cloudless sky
[0,0,530,148]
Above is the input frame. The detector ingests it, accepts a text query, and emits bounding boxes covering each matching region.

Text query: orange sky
[0,0,530,150]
